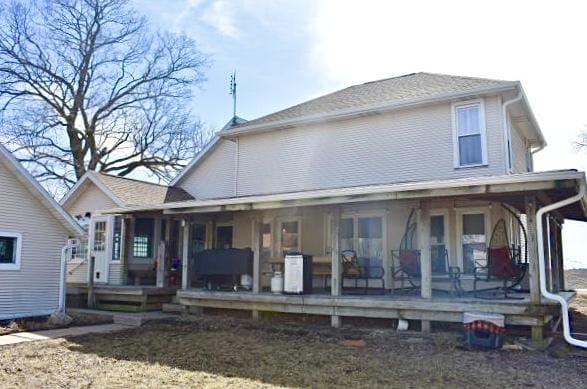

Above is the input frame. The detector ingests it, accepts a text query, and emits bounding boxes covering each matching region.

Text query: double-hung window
[0,232,22,270]
[454,101,487,167]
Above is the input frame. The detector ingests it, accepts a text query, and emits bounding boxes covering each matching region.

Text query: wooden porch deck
[67,284,178,312]
[177,289,575,327]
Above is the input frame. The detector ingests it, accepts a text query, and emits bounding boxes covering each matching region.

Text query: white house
[0,143,83,320]
[63,73,586,342]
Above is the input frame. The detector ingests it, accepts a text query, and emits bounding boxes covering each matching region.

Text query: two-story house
[65,73,586,341]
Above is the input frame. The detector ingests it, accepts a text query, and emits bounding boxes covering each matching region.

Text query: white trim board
[60,171,126,209]
[104,170,587,217]
[0,231,23,270]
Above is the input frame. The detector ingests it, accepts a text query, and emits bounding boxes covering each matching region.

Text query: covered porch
[106,171,586,339]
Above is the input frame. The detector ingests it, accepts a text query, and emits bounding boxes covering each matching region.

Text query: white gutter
[104,170,584,214]
[58,242,74,313]
[502,91,523,174]
[536,179,587,348]
[531,144,545,155]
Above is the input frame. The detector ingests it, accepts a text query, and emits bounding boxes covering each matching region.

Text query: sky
[136,0,587,268]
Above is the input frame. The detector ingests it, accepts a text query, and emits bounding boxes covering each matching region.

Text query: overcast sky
[137,0,587,268]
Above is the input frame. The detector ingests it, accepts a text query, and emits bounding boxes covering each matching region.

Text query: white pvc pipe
[502,92,523,174]
[58,244,72,313]
[536,180,587,348]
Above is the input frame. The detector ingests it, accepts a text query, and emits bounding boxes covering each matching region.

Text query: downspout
[234,136,239,197]
[536,179,587,348]
[58,242,74,313]
[502,91,523,174]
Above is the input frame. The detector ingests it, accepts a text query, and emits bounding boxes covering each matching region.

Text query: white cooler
[284,254,304,294]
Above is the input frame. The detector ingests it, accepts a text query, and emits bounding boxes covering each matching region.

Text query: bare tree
[575,127,587,151]
[0,0,210,188]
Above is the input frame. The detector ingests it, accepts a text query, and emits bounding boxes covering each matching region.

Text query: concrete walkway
[0,323,130,347]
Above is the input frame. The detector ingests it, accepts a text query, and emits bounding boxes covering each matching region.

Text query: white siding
[108,262,124,285]
[233,98,505,197]
[180,140,236,199]
[64,182,120,285]
[67,262,88,284]
[65,183,118,217]
[511,125,529,173]
[0,158,70,320]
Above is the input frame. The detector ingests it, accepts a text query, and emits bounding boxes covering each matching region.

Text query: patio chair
[391,249,421,290]
[473,219,527,299]
[341,250,385,294]
[391,248,464,296]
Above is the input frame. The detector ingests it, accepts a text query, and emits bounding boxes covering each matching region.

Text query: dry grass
[1,308,587,389]
[566,269,587,290]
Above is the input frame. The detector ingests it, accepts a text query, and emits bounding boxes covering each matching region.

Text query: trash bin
[463,312,505,349]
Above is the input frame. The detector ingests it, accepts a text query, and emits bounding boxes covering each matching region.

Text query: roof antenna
[229,71,237,124]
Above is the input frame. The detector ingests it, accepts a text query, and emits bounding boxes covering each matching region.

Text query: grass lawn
[1,301,587,388]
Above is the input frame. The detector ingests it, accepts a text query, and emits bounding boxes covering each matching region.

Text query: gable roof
[173,72,545,187]
[0,144,84,236]
[222,72,528,135]
[61,171,194,209]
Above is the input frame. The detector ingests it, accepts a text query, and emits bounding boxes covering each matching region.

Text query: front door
[90,217,109,283]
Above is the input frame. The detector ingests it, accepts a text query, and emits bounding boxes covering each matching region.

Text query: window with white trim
[454,102,487,167]
[0,232,22,270]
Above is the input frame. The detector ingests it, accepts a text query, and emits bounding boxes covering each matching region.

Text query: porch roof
[104,170,587,221]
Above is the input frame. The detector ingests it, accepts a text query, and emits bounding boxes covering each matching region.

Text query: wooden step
[113,314,145,327]
[162,303,182,313]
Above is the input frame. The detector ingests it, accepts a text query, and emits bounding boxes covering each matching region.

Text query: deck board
[177,289,574,327]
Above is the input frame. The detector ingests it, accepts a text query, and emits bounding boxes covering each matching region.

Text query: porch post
[164,217,172,287]
[330,207,341,328]
[251,217,262,293]
[525,196,543,342]
[155,218,167,288]
[556,221,565,290]
[418,200,432,298]
[206,219,216,249]
[181,218,191,289]
[156,240,166,288]
[418,199,432,333]
[121,217,131,285]
[525,196,541,304]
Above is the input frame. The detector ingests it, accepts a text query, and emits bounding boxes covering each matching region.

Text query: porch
[177,289,574,328]
[67,284,178,312]
[103,170,587,338]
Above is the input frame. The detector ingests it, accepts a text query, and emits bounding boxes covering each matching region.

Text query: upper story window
[453,101,487,168]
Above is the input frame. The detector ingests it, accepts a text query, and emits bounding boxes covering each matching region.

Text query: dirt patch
[0,312,112,336]
[1,313,587,388]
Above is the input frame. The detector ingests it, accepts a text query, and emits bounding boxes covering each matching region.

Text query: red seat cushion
[399,250,420,277]
[489,247,519,279]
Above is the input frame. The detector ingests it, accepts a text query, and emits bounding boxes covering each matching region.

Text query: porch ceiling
[104,170,587,221]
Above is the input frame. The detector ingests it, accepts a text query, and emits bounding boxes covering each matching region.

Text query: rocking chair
[473,218,528,299]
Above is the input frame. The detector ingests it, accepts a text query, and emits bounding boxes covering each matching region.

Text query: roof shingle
[228,72,517,130]
[94,173,194,206]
